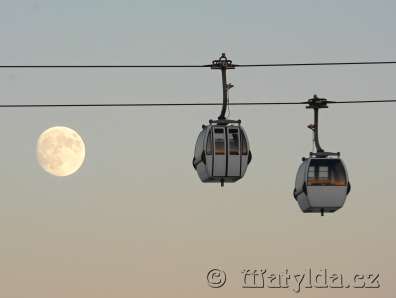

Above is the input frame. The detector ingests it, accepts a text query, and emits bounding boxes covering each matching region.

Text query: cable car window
[215,138,225,155]
[308,167,315,178]
[307,159,347,186]
[194,131,203,157]
[241,132,248,155]
[214,128,224,134]
[332,161,347,186]
[206,130,213,155]
[229,132,239,155]
[319,166,329,178]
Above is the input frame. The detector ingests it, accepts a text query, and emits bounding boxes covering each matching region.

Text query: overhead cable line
[1,61,396,69]
[1,54,396,108]
[0,64,210,68]
[325,99,396,104]
[0,99,395,108]
[235,61,396,68]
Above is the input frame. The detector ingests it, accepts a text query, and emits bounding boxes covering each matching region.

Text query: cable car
[293,153,351,213]
[193,53,252,186]
[193,119,252,186]
[293,95,351,215]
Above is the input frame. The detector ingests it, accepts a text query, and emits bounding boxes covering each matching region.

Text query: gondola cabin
[293,156,351,213]
[193,120,252,186]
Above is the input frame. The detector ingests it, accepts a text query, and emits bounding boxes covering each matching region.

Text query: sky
[0,1,396,297]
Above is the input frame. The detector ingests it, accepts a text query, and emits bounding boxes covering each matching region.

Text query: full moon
[37,126,86,176]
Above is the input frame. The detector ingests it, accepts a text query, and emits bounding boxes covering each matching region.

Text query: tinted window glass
[241,132,248,155]
[215,138,225,155]
[229,131,239,155]
[206,130,213,155]
[307,159,347,186]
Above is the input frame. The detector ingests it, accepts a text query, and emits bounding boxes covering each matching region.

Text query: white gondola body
[193,124,251,184]
[294,157,350,213]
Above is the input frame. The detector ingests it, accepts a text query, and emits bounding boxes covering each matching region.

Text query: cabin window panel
[215,138,225,155]
[331,161,347,186]
[308,167,315,178]
[307,159,347,186]
[241,132,248,155]
[319,167,329,178]
[206,130,213,155]
[229,132,240,155]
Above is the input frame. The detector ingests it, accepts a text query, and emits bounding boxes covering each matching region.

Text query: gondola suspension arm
[211,53,235,120]
[307,95,328,154]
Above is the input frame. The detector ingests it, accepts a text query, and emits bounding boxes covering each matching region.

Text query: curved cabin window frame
[228,128,240,156]
[214,128,225,155]
[306,158,347,187]
[206,129,213,156]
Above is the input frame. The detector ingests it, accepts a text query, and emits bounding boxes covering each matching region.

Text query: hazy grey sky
[0,1,395,297]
